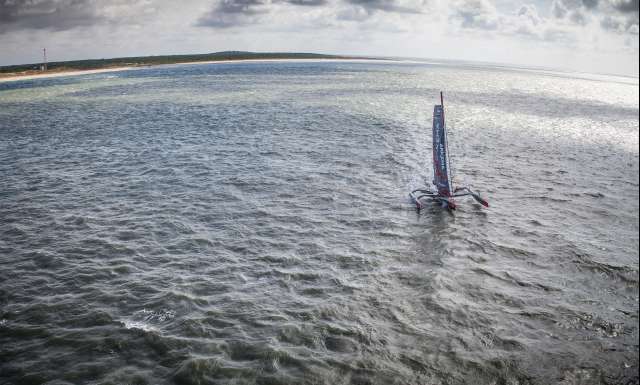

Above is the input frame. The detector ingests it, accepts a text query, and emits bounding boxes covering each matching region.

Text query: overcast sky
[0,0,638,75]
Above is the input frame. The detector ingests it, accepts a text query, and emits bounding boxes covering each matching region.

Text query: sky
[0,0,638,76]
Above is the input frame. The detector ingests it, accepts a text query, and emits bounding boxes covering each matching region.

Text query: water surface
[0,61,638,384]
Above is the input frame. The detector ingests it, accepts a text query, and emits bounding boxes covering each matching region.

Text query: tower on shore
[41,48,47,71]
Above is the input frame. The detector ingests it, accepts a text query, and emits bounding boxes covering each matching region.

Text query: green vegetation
[0,51,363,74]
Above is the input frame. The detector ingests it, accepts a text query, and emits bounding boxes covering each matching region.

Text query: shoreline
[0,66,141,83]
[0,58,397,83]
[1,58,636,86]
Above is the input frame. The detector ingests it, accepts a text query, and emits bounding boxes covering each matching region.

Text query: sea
[0,60,638,385]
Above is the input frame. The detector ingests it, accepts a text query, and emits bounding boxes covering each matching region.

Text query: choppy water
[0,60,638,385]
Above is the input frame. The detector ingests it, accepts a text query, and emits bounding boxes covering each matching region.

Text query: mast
[440,92,455,192]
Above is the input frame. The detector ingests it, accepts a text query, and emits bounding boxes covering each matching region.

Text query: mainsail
[432,101,452,197]
[410,92,488,210]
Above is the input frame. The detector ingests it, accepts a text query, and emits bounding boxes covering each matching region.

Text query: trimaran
[410,92,489,211]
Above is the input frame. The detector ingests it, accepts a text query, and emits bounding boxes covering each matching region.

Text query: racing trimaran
[410,92,489,211]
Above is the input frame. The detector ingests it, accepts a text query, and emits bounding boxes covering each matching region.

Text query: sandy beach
[0,58,400,83]
[0,66,141,83]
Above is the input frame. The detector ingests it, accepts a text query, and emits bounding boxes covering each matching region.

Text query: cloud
[583,0,599,9]
[197,0,428,28]
[451,0,541,36]
[452,0,501,30]
[196,0,269,27]
[550,0,593,25]
[606,0,639,34]
[448,0,581,44]
[549,0,638,34]
[610,0,639,13]
[0,0,159,33]
[287,0,328,5]
[344,0,425,14]
[216,0,270,14]
[191,0,634,48]
[0,0,100,32]
[570,9,589,24]
[514,4,546,36]
[1,0,636,59]
[197,0,333,28]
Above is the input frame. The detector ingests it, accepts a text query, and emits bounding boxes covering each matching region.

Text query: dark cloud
[610,0,639,13]
[197,0,425,28]
[604,0,638,33]
[345,0,423,14]
[0,0,100,32]
[600,14,638,33]
[196,0,330,28]
[550,0,638,33]
[287,0,328,6]
[0,0,158,33]
[196,0,264,28]
[216,0,267,14]
[213,0,327,12]
[551,0,597,18]
[549,0,637,16]
[582,0,599,9]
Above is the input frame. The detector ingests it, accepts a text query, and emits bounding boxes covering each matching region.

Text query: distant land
[0,51,371,79]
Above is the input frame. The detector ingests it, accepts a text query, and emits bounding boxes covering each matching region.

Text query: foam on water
[0,60,638,385]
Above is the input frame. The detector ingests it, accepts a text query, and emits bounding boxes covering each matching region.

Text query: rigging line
[448,120,457,187]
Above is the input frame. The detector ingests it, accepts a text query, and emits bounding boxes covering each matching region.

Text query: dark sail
[432,104,452,197]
